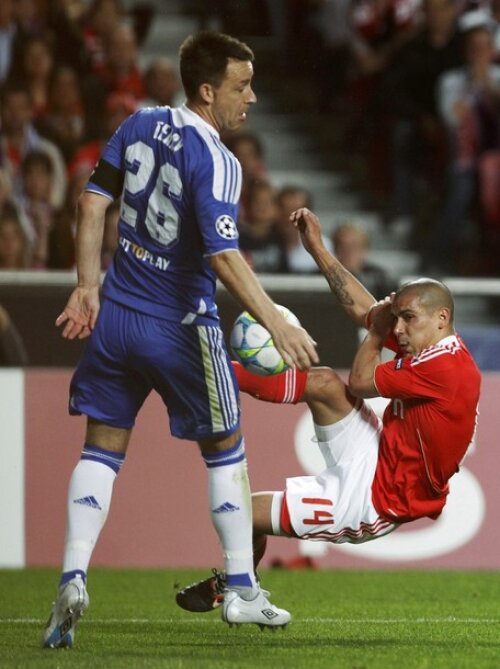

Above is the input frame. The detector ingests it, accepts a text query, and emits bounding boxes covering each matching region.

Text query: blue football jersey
[86,104,242,324]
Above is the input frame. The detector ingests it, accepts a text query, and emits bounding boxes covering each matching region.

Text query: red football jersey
[372,335,481,523]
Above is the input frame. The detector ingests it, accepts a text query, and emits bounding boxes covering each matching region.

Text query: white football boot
[222,587,291,630]
[42,575,89,648]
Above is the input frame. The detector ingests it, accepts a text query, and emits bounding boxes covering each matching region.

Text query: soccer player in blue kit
[42,32,318,648]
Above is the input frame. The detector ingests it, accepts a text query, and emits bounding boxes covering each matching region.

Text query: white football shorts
[271,400,399,544]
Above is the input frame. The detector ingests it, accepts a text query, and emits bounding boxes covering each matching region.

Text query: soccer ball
[230,305,301,376]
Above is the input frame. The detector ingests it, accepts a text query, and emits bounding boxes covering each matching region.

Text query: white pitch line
[1,617,500,625]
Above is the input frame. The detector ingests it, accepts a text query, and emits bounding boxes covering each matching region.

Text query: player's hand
[290,208,324,256]
[367,294,395,338]
[271,320,319,371]
[56,286,100,340]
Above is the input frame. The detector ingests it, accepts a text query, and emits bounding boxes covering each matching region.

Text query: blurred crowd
[0,0,499,278]
[221,129,396,297]
[0,0,180,271]
[268,0,500,275]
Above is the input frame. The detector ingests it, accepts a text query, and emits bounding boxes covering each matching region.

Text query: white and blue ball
[230,305,301,376]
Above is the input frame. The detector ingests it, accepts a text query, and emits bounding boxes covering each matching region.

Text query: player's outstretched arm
[56,191,110,339]
[291,208,376,327]
[210,249,319,371]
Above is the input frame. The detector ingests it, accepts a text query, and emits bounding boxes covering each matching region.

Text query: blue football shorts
[69,298,240,440]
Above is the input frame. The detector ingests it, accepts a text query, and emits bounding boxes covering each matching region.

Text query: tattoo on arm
[324,265,354,306]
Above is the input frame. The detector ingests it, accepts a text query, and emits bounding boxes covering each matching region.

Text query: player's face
[212,59,256,131]
[392,293,446,356]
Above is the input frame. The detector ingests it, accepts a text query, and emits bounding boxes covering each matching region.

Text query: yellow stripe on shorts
[197,325,237,433]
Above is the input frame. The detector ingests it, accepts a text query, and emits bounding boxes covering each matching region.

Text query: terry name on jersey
[153,121,183,151]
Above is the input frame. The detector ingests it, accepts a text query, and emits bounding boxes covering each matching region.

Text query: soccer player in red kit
[176,208,481,613]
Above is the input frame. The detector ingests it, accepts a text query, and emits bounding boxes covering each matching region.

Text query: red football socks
[232,361,307,404]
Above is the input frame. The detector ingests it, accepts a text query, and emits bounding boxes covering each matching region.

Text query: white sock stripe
[284,369,296,403]
[283,369,290,403]
[205,439,246,466]
[81,449,124,468]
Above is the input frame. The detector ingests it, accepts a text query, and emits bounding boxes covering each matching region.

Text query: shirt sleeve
[191,141,241,256]
[374,353,454,401]
[85,115,133,199]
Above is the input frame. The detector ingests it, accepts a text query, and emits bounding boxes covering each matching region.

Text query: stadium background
[1,366,499,569]
[1,0,500,572]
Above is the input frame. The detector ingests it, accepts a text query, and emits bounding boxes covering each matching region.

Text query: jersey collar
[180,104,220,138]
[436,334,459,347]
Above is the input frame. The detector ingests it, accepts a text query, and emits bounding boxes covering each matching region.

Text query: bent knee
[304,366,346,403]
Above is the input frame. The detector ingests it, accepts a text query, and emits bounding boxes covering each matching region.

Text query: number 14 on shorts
[302,497,334,525]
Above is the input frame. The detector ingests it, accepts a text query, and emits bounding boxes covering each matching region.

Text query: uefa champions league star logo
[215,214,238,240]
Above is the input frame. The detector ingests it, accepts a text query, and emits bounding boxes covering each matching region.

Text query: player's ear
[199,83,215,105]
[438,307,450,328]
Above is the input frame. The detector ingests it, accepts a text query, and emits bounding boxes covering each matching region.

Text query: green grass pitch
[1,568,499,668]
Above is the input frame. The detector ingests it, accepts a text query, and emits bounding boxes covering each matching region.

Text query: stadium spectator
[44,0,90,76]
[42,31,318,649]
[351,0,422,76]
[0,0,28,86]
[39,66,86,164]
[305,0,359,111]
[8,34,55,122]
[142,57,181,108]
[95,22,145,101]
[82,0,123,76]
[224,131,267,220]
[379,0,465,242]
[81,0,153,73]
[13,0,44,33]
[493,0,500,58]
[176,208,480,613]
[332,222,395,300]
[349,1,423,202]
[19,150,57,268]
[68,91,137,179]
[238,181,287,273]
[0,169,13,212]
[0,80,67,208]
[73,0,126,130]
[0,203,28,269]
[275,185,334,273]
[426,19,500,273]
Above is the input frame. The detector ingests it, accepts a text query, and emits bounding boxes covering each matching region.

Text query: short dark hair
[179,31,254,100]
[277,185,312,209]
[397,278,455,324]
[225,131,264,159]
[21,150,54,176]
[0,79,32,107]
